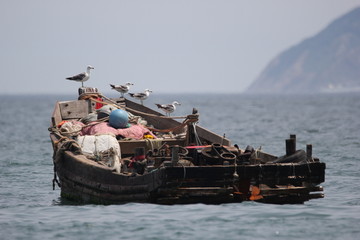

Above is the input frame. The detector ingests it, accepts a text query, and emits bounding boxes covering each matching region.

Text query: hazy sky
[1,0,359,95]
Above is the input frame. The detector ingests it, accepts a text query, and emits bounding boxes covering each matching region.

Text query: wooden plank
[59,100,89,120]
[118,139,186,155]
[51,102,62,126]
[112,97,126,109]
[125,98,187,134]
[60,178,151,203]
[195,125,231,146]
[158,187,232,197]
[260,185,310,195]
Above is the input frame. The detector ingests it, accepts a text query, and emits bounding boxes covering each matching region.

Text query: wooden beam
[195,125,231,146]
[59,100,88,120]
[51,102,62,126]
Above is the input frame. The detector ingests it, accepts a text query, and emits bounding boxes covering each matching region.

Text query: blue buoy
[109,109,129,129]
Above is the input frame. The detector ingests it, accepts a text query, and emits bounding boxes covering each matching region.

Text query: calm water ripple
[0,93,359,239]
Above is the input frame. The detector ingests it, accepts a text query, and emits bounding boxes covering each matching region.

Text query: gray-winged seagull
[66,65,94,87]
[110,82,134,97]
[155,101,181,116]
[128,89,152,105]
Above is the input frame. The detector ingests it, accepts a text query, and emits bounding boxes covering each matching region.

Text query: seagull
[155,101,181,116]
[128,89,152,105]
[66,65,94,87]
[110,82,134,97]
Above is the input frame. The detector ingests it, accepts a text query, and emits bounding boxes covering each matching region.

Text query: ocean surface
[0,93,359,240]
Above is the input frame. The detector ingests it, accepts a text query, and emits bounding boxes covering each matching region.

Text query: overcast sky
[0,0,359,95]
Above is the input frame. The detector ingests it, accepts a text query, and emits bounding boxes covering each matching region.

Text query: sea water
[0,93,359,240]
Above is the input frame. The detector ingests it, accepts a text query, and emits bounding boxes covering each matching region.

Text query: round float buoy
[109,109,129,129]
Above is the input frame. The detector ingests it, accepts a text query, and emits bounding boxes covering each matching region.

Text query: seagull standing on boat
[155,101,181,116]
[128,89,152,105]
[110,82,134,97]
[66,65,94,87]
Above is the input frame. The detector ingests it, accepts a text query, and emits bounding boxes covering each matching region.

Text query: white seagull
[155,101,181,116]
[66,65,94,87]
[128,89,152,105]
[110,82,134,97]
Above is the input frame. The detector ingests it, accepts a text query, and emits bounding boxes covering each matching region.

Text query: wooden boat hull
[56,151,161,204]
[49,90,326,204]
[54,148,325,204]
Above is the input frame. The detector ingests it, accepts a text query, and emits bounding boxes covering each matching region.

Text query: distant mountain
[247,7,360,93]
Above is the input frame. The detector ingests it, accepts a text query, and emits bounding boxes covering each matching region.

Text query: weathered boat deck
[49,90,326,204]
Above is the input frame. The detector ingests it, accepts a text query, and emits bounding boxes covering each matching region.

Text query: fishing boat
[49,87,325,204]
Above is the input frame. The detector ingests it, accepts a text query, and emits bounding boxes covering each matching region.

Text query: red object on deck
[95,97,103,109]
[185,145,210,149]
